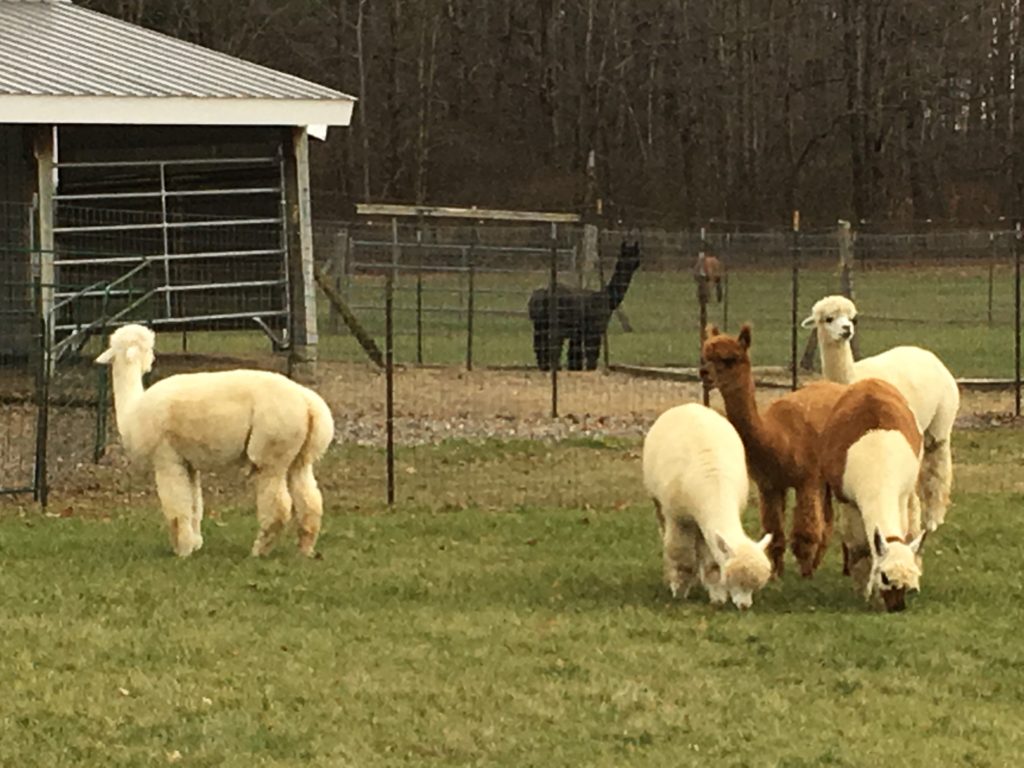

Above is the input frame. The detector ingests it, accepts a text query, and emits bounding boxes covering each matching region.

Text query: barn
[0,0,355,377]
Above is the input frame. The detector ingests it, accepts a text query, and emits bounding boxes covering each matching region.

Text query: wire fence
[2,203,1022,511]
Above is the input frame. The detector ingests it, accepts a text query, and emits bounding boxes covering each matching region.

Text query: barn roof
[0,0,355,132]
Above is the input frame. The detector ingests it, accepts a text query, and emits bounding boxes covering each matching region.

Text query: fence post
[790,210,800,392]
[549,222,559,418]
[385,272,396,507]
[33,280,49,508]
[415,220,424,364]
[1015,222,1021,417]
[94,362,109,463]
[988,232,995,328]
[466,263,475,371]
[697,226,710,407]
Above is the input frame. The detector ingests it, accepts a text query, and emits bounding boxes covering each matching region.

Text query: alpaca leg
[583,329,602,370]
[815,486,835,572]
[662,517,700,599]
[154,461,202,557]
[918,437,953,531]
[251,472,293,557]
[791,482,826,578]
[567,331,584,371]
[188,465,204,552]
[289,463,324,557]
[758,488,787,577]
[696,535,728,605]
[532,321,552,371]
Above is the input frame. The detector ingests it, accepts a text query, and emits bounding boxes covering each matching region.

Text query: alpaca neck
[715,370,774,457]
[817,328,857,384]
[603,261,637,310]
[108,361,146,439]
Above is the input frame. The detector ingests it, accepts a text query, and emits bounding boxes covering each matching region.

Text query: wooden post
[988,232,996,328]
[466,263,475,371]
[284,127,318,381]
[790,210,800,392]
[33,126,55,361]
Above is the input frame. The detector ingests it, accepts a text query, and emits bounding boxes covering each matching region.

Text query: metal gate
[51,152,291,343]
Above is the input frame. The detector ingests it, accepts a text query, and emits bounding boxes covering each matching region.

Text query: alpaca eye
[880,573,890,586]
[851,317,858,325]
[825,316,834,323]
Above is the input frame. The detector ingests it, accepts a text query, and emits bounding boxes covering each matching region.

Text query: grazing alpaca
[802,295,959,531]
[701,324,846,578]
[95,324,334,558]
[820,378,926,612]
[694,253,725,303]
[643,403,772,609]
[527,240,641,371]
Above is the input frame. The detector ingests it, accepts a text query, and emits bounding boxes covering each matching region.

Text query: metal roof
[0,0,355,127]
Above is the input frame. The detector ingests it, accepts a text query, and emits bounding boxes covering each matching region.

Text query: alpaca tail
[918,437,952,531]
[295,389,335,468]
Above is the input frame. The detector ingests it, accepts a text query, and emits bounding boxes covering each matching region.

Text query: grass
[2,428,1024,766]
[149,263,1022,378]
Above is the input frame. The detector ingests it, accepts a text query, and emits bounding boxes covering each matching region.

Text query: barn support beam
[33,125,56,359]
[284,126,318,382]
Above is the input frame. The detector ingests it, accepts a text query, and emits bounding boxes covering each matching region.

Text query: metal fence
[3,209,1022,509]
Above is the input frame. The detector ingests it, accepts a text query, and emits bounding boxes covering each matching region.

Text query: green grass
[147,263,1021,378]
[2,429,1024,766]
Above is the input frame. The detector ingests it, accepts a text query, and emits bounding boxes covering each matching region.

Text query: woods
[81,0,1024,227]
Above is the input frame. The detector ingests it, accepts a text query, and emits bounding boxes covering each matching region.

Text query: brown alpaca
[700,324,845,577]
[694,253,725,303]
[819,378,925,612]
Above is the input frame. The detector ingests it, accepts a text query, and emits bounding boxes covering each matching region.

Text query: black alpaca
[527,241,641,371]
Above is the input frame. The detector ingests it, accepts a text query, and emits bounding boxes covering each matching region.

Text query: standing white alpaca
[802,295,959,531]
[95,324,335,558]
[820,378,926,612]
[642,403,772,609]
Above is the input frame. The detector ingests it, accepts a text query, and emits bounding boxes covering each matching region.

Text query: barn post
[284,126,318,382]
[33,126,55,361]
[1015,222,1021,417]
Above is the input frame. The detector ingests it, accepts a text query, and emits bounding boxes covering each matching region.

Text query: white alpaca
[802,295,959,531]
[95,324,335,558]
[642,403,772,609]
[820,379,926,612]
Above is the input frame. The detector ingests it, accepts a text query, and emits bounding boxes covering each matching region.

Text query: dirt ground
[1,357,1019,507]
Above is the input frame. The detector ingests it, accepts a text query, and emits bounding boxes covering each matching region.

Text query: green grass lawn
[2,428,1024,766]
[159,263,1021,379]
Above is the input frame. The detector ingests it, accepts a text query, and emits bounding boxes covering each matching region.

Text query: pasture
[2,257,1023,765]
[1,424,1023,766]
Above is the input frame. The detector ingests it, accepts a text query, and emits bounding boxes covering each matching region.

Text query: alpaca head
[714,533,773,609]
[700,323,752,392]
[801,295,858,344]
[94,324,156,373]
[871,528,925,612]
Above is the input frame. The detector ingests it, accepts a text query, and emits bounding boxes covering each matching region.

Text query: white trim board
[0,94,354,133]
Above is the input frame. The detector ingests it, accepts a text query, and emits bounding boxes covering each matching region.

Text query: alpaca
[820,378,926,612]
[802,295,959,531]
[694,253,724,304]
[700,323,846,578]
[95,324,335,558]
[643,403,773,609]
[527,240,641,371]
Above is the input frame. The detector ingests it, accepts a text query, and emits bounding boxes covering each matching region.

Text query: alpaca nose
[839,324,853,339]
[698,365,711,385]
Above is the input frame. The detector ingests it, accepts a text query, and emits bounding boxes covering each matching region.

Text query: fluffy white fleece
[96,324,334,558]
[643,403,772,609]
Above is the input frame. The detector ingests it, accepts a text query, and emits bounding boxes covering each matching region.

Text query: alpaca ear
[738,323,752,349]
[95,347,115,365]
[124,345,139,363]
[757,533,772,552]
[873,528,888,558]
[800,315,817,328]
[714,532,733,559]
[706,324,721,338]
[908,530,927,554]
